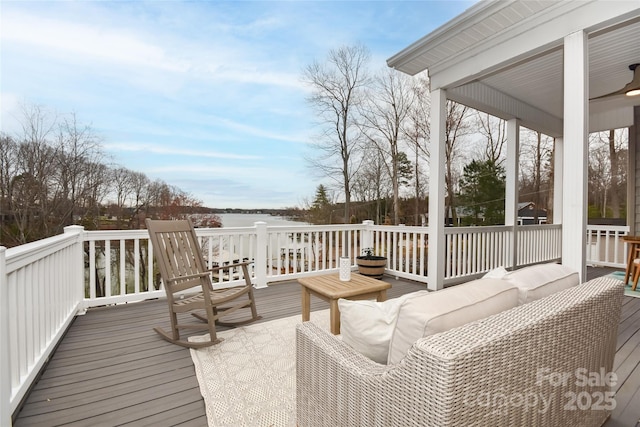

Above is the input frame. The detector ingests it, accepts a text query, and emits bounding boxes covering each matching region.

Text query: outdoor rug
[605,270,640,298]
[189,310,330,427]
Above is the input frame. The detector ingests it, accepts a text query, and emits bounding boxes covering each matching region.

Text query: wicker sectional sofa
[296,267,624,427]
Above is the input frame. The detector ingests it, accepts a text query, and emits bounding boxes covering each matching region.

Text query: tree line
[301,44,627,226]
[0,104,219,247]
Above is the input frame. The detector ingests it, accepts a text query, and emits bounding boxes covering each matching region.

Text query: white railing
[516,224,563,266]
[82,223,371,309]
[1,220,630,425]
[370,224,429,281]
[586,224,629,267]
[444,224,563,282]
[445,225,513,280]
[1,226,85,420]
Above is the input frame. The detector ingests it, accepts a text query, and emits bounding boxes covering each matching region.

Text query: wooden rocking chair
[146,218,261,348]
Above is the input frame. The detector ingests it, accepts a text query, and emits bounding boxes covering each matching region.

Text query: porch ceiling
[387,1,640,136]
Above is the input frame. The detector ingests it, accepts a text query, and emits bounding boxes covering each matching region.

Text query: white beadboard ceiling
[388,1,640,134]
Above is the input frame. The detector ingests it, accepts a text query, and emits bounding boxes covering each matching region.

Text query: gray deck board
[606,295,640,427]
[12,271,640,427]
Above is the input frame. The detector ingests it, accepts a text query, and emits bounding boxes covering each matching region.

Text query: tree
[309,184,332,224]
[519,129,553,220]
[11,103,58,243]
[403,73,430,225]
[444,101,471,225]
[588,129,628,218]
[351,147,391,224]
[303,44,370,224]
[475,112,506,165]
[458,159,506,225]
[54,113,105,230]
[128,171,150,229]
[111,167,135,227]
[360,68,414,225]
[0,133,17,214]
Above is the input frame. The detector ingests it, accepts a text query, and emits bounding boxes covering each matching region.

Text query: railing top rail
[5,232,80,273]
[586,224,630,232]
[369,224,428,232]
[263,224,363,232]
[444,224,512,234]
[442,223,563,234]
[82,223,367,240]
[517,224,562,230]
[83,229,150,240]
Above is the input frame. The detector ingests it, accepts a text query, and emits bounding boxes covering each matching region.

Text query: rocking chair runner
[146,218,261,348]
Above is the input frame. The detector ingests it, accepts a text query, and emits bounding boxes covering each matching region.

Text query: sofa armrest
[296,322,401,426]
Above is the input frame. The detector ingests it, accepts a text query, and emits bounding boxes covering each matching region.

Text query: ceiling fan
[591,63,640,100]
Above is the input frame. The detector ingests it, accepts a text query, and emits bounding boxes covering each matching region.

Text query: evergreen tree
[458,160,506,225]
[310,184,331,224]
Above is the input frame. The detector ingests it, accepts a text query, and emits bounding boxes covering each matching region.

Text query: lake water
[218,213,310,227]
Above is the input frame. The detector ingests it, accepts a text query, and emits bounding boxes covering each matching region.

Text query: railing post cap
[362,220,375,226]
[64,225,85,233]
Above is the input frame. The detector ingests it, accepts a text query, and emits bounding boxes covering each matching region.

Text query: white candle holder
[339,256,351,281]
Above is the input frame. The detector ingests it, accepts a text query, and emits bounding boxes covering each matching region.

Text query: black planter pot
[356,256,387,279]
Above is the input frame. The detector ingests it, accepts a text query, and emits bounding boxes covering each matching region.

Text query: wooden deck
[12,270,640,427]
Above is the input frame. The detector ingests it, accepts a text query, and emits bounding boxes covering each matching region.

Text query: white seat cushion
[338,291,429,364]
[387,278,518,365]
[502,263,579,305]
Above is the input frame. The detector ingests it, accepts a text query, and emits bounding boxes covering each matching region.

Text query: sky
[1,0,475,210]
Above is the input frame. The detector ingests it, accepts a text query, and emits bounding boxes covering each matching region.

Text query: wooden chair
[631,258,640,291]
[146,218,261,348]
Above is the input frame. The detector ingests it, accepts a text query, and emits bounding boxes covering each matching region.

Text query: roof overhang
[387,0,640,137]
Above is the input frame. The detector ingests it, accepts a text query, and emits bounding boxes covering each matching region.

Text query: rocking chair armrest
[165,271,211,283]
[208,261,253,272]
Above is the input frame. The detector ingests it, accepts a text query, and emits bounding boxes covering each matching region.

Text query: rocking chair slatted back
[150,221,208,294]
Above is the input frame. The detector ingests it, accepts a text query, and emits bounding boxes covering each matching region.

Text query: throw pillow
[502,262,579,304]
[338,291,428,364]
[483,266,508,279]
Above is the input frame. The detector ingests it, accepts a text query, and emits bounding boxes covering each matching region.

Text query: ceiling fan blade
[589,88,627,100]
[590,63,640,100]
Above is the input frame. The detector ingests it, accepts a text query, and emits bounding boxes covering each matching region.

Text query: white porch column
[562,31,588,281]
[553,137,564,224]
[505,119,520,269]
[630,107,639,235]
[428,88,446,290]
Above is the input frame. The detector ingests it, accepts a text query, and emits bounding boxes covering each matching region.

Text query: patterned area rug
[189,310,330,427]
[605,270,640,298]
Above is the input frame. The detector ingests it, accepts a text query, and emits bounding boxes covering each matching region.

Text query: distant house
[517,202,547,225]
[444,202,547,226]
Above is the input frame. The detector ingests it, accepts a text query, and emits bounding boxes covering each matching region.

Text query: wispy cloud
[103,142,261,160]
[2,11,189,73]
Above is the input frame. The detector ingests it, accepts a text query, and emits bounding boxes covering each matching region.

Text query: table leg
[301,287,310,322]
[624,243,636,285]
[329,299,340,335]
[376,290,387,302]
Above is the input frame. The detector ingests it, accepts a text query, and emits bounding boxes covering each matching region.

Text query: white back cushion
[387,278,518,365]
[338,291,429,364]
[502,263,579,305]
